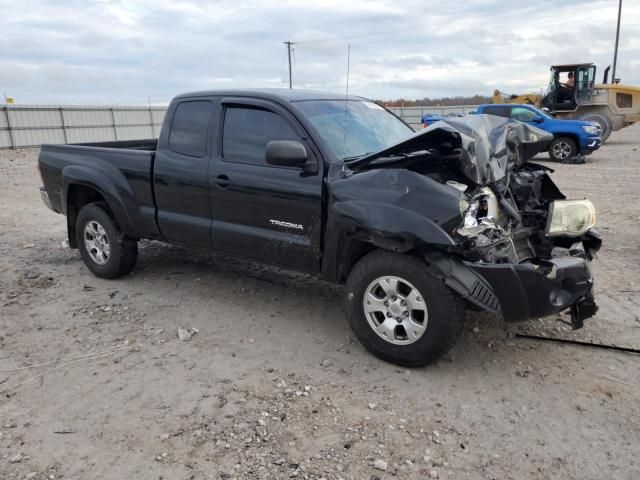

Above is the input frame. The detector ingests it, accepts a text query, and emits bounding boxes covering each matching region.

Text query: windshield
[294,100,414,160]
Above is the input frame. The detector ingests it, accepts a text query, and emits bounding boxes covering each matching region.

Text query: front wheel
[548,136,577,162]
[76,203,138,279]
[346,251,464,367]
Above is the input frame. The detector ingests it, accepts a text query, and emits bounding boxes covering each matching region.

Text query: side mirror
[532,115,544,123]
[265,140,308,167]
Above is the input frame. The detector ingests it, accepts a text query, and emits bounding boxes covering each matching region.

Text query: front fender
[331,200,456,247]
[321,200,458,283]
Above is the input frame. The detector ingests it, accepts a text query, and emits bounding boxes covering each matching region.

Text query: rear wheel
[346,250,464,367]
[76,203,138,279]
[578,112,612,142]
[548,136,577,162]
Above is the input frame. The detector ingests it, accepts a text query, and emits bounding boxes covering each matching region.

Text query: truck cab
[476,103,601,162]
[541,63,597,113]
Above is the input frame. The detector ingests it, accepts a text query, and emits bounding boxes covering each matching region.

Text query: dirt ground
[1,126,639,480]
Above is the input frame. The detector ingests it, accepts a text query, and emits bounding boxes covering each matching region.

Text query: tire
[346,250,464,367]
[548,136,577,162]
[75,203,138,279]
[578,112,612,142]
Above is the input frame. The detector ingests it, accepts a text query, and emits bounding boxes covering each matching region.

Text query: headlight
[459,187,499,230]
[545,199,596,237]
[582,125,600,135]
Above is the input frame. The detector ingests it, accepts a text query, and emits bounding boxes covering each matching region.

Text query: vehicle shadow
[123,240,525,375]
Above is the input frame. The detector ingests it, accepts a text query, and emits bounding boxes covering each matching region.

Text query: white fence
[387,105,478,129]
[0,105,167,149]
[0,103,479,149]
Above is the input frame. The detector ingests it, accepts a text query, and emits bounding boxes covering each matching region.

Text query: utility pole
[284,41,294,89]
[612,0,622,82]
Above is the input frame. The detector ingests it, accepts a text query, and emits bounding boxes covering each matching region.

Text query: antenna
[343,43,351,157]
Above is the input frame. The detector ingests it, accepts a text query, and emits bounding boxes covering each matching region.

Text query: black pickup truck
[38,89,601,366]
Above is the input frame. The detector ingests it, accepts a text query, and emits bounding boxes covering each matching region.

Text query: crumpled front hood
[347,114,553,186]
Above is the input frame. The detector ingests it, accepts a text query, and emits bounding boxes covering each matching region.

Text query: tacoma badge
[269,219,304,231]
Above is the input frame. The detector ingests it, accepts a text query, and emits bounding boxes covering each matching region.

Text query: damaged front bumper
[427,233,599,330]
[468,255,597,328]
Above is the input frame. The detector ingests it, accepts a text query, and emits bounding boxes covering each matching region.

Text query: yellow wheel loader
[493,63,640,141]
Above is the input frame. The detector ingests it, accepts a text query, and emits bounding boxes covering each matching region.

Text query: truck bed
[38,140,160,241]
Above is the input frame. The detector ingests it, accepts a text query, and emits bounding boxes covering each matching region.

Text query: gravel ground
[1,126,639,480]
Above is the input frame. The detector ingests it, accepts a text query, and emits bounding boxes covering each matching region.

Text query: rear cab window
[169,100,212,157]
[222,106,299,166]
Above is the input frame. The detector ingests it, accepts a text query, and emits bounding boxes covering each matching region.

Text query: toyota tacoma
[38,89,601,366]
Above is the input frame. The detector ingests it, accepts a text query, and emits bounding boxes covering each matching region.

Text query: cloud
[0,0,638,103]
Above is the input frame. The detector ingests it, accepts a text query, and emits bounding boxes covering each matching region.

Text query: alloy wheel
[552,141,573,160]
[84,220,110,265]
[363,276,428,345]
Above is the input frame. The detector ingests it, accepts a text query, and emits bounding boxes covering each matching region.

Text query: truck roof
[174,88,365,103]
[551,63,595,69]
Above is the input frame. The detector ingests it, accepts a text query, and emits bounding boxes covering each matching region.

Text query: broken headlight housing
[457,187,501,237]
[545,199,596,237]
[461,187,498,228]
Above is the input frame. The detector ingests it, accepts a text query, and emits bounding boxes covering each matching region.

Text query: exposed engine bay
[346,114,601,267]
[340,114,601,328]
[453,164,596,265]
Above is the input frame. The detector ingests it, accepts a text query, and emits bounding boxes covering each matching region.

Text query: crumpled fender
[330,200,456,247]
[322,165,466,282]
[327,167,465,243]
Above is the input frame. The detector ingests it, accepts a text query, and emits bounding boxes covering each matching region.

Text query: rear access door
[208,97,323,272]
[154,98,218,247]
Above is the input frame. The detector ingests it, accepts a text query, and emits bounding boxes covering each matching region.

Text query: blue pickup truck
[475,104,601,162]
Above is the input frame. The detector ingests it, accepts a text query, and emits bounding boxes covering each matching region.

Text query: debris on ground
[372,459,388,471]
[177,327,199,341]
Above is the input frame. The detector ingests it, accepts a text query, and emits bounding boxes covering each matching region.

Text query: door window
[481,106,511,118]
[576,66,596,105]
[169,101,212,157]
[510,107,539,122]
[222,107,299,166]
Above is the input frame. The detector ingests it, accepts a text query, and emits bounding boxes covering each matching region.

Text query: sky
[1,0,638,105]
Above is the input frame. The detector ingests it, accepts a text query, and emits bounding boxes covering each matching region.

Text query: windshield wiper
[343,152,374,162]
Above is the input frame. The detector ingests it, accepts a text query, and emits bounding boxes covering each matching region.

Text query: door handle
[212,174,230,188]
